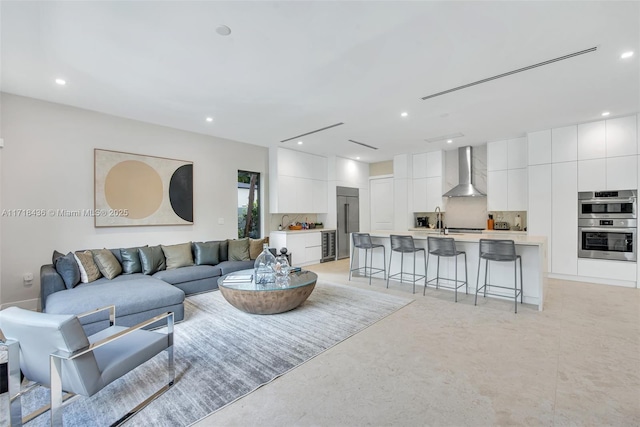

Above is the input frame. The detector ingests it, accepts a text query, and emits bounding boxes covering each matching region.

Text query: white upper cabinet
[578,159,606,191]
[425,176,444,212]
[527,129,552,165]
[507,168,527,210]
[606,115,638,157]
[425,151,443,177]
[606,156,638,190]
[487,140,508,171]
[507,137,528,169]
[412,177,428,212]
[578,120,606,160]
[487,170,508,211]
[412,153,428,179]
[552,125,578,163]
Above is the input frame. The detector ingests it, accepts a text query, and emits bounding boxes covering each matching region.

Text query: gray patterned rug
[21,281,411,426]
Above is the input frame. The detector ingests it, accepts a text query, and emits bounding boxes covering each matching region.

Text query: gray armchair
[0,305,175,426]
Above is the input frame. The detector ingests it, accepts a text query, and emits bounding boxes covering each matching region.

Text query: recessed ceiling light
[447,140,453,144]
[216,25,232,36]
[602,111,610,117]
[206,117,213,122]
[356,157,360,160]
[297,141,303,145]
[55,78,66,85]
[401,112,408,117]
[621,51,634,59]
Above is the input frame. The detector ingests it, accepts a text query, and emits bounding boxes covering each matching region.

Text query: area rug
[21,281,412,426]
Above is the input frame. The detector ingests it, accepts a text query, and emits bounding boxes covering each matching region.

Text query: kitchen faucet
[435,206,443,234]
[281,214,290,229]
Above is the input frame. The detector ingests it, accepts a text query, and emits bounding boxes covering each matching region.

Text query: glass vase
[254,243,276,285]
[274,252,290,287]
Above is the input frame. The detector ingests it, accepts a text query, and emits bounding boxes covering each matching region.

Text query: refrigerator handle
[344,204,349,234]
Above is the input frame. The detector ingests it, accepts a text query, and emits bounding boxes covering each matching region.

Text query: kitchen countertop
[408,227,527,235]
[271,228,336,234]
[370,230,546,247]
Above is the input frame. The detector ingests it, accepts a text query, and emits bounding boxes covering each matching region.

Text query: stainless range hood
[443,146,486,198]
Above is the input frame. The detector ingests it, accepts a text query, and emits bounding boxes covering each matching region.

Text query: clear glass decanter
[254,243,276,285]
[274,250,290,287]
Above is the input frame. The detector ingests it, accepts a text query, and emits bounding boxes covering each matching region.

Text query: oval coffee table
[217,269,318,314]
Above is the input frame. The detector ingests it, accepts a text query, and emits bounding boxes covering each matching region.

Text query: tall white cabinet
[487,137,528,211]
[412,151,444,212]
[269,147,328,214]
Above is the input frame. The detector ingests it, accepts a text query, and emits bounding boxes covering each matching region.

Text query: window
[237,171,260,238]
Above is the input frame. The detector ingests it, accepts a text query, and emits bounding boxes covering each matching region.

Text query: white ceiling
[2,1,639,163]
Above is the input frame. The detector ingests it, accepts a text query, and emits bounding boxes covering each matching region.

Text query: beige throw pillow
[249,237,268,259]
[74,250,102,283]
[92,249,123,280]
[162,242,194,270]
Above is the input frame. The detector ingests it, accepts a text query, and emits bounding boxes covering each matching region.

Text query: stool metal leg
[483,259,488,298]
[349,243,355,281]
[463,253,468,295]
[368,248,373,286]
[382,246,387,280]
[386,250,392,288]
[519,256,523,304]
[454,255,458,302]
[424,252,430,295]
[474,257,481,306]
[514,258,518,313]
[412,251,416,294]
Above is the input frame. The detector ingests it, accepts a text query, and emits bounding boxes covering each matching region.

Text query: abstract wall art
[94,149,193,227]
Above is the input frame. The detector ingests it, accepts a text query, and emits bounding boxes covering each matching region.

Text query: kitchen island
[352,231,548,311]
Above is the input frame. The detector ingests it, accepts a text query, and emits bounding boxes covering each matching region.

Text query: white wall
[0,93,269,308]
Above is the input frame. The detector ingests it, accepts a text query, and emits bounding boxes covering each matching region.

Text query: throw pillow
[161,242,194,270]
[219,240,229,262]
[92,248,123,280]
[138,245,166,275]
[120,246,146,274]
[52,250,64,265]
[74,250,102,283]
[54,252,81,289]
[193,241,220,265]
[228,238,250,261]
[249,237,268,259]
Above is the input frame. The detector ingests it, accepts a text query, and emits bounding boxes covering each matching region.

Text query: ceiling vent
[421,46,598,101]
[348,139,378,150]
[425,132,464,144]
[280,122,344,143]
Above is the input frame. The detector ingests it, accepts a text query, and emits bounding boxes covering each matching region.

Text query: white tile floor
[197,259,640,426]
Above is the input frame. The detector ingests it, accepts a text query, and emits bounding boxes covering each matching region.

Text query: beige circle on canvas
[105,160,163,219]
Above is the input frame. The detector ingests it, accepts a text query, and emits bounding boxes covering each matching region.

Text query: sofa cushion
[120,246,145,274]
[139,246,166,275]
[45,277,185,322]
[162,242,194,270]
[228,238,250,261]
[74,250,102,283]
[54,252,81,289]
[92,249,123,280]
[153,265,222,285]
[218,260,255,276]
[249,238,268,260]
[219,240,229,262]
[193,241,220,266]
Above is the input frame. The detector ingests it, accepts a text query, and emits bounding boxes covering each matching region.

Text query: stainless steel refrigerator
[337,186,360,259]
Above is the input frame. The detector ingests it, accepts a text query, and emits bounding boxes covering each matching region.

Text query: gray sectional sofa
[40,239,262,334]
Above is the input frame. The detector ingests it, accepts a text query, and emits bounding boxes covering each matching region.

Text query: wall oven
[578,190,636,219]
[578,190,637,262]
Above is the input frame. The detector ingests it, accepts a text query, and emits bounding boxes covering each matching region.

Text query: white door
[370,177,394,230]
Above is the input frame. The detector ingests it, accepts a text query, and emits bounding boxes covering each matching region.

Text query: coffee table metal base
[219,283,316,314]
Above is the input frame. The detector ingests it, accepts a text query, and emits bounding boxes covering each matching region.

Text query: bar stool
[424,236,468,302]
[387,235,426,294]
[475,239,523,313]
[349,233,386,285]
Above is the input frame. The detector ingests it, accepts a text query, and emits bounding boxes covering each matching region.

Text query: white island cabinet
[350,231,548,311]
[269,230,327,267]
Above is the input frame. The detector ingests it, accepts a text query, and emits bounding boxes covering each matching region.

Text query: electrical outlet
[23,273,33,286]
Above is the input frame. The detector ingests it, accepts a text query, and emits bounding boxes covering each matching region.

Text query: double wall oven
[578,190,637,262]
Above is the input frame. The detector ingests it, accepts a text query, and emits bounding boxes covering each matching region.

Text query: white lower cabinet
[577,259,637,284]
[269,231,322,267]
[507,168,527,210]
[551,162,578,275]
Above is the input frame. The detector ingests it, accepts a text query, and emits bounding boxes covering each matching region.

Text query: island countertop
[369,230,547,247]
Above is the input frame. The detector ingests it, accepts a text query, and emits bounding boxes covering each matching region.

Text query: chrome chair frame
[424,237,468,302]
[1,305,175,427]
[474,239,524,313]
[386,235,426,294]
[349,233,386,285]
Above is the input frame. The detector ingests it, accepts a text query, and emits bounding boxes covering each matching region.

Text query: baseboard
[0,297,40,311]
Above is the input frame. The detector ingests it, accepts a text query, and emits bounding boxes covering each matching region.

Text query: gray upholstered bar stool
[475,239,523,313]
[349,233,386,285]
[386,235,426,294]
[424,236,468,302]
